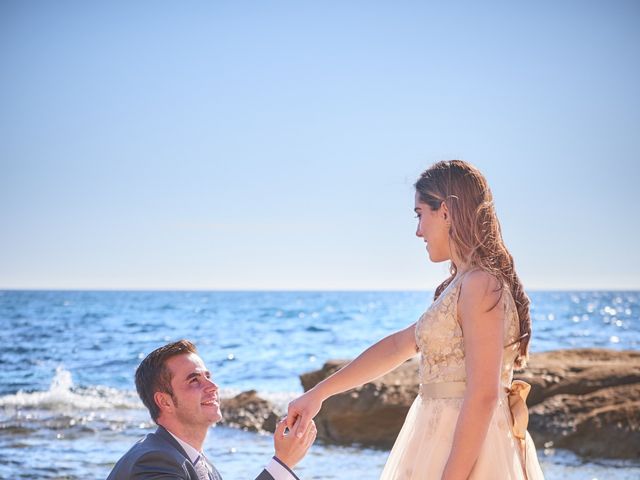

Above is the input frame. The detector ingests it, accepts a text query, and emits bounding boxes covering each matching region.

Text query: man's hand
[273,416,317,470]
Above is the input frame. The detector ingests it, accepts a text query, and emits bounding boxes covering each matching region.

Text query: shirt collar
[165,428,202,464]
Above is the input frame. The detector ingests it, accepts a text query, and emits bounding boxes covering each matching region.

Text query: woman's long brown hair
[415,160,531,367]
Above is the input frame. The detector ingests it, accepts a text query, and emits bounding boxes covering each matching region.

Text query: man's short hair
[135,339,198,422]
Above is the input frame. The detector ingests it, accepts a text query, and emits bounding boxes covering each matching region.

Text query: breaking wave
[0,367,141,411]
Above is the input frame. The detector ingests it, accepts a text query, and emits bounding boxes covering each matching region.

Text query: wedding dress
[380,272,545,479]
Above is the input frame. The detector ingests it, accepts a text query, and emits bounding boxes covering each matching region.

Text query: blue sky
[1,1,639,290]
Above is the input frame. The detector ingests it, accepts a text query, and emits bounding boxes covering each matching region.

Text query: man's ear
[154,391,174,415]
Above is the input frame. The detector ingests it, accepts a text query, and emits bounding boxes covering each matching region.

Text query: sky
[1,1,639,291]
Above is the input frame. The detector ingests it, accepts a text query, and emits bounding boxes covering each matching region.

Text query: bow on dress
[506,379,532,480]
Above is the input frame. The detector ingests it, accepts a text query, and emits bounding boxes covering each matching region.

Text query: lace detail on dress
[381,272,546,480]
[415,272,522,388]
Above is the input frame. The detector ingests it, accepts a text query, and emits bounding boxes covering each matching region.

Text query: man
[107,340,316,480]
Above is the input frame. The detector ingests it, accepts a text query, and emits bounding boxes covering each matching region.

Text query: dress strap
[504,332,529,349]
[453,267,481,283]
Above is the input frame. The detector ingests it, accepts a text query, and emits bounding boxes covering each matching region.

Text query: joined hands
[286,388,324,439]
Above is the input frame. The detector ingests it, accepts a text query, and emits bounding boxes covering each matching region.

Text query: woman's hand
[286,388,324,438]
[285,323,418,438]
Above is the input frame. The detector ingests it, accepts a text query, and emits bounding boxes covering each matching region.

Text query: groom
[107,339,316,480]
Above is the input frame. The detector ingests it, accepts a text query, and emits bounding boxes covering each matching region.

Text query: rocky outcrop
[218,349,639,458]
[219,390,280,433]
[299,349,640,458]
[519,349,640,459]
[300,358,419,448]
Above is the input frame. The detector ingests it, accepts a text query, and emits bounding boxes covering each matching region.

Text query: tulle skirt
[379,395,545,480]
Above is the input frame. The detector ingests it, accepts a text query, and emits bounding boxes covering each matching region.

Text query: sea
[0,289,638,480]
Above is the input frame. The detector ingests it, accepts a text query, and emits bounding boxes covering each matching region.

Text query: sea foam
[0,366,141,412]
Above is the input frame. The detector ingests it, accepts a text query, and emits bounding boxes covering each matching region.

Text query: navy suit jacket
[106,426,277,480]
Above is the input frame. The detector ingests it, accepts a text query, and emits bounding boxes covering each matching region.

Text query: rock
[301,349,640,458]
[220,390,280,433]
[528,384,640,458]
[300,358,419,448]
[515,348,640,406]
[518,349,640,459]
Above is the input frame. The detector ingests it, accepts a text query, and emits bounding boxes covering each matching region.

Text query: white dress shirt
[166,429,297,480]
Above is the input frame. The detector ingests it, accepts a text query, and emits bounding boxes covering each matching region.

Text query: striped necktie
[194,455,211,480]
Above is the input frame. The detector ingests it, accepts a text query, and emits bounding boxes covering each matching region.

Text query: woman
[286,160,545,479]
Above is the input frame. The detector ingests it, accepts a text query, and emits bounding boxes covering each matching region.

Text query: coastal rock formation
[299,358,419,448]
[219,390,280,433]
[520,349,640,459]
[218,349,639,458]
[299,349,640,458]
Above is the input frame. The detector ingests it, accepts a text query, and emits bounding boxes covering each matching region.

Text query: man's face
[165,353,222,427]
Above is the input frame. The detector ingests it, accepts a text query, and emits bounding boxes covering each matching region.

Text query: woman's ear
[440,200,450,220]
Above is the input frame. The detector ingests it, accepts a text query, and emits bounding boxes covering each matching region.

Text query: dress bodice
[415,272,521,389]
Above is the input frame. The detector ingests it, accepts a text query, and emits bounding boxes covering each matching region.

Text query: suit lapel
[155,425,192,461]
[155,426,222,480]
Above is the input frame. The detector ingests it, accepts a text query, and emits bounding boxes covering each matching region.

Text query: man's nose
[205,378,218,391]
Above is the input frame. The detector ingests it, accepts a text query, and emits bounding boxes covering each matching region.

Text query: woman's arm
[286,321,418,437]
[441,270,505,480]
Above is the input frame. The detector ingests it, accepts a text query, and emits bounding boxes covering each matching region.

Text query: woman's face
[414,192,451,263]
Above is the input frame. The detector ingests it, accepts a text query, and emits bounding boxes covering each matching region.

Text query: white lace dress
[379,273,545,479]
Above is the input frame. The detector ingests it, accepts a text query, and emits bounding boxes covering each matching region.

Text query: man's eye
[190,378,199,384]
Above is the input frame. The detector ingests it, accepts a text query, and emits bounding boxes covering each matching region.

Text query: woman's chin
[427,252,448,263]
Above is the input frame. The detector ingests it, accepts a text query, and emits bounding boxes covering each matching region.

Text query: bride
[286,160,545,479]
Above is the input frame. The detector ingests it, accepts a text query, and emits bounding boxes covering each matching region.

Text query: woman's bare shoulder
[459,269,503,308]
